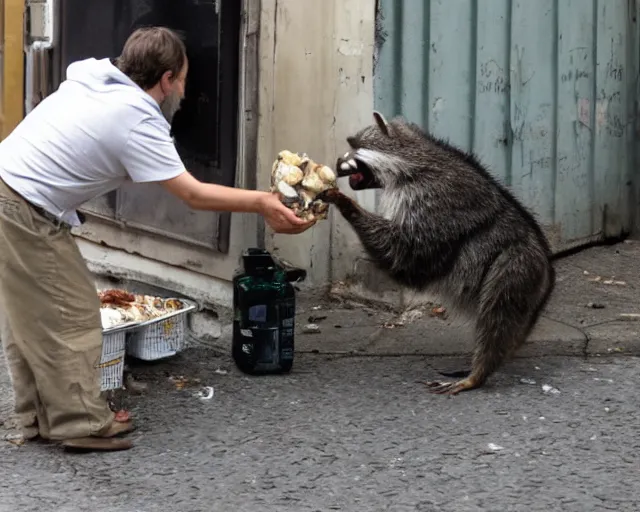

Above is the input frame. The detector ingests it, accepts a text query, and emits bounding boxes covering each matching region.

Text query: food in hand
[270,150,337,221]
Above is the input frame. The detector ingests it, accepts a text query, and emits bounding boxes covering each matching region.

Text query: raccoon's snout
[335,152,380,191]
[336,153,358,177]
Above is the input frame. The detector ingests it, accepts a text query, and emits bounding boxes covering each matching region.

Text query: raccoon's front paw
[316,188,344,204]
[317,188,362,220]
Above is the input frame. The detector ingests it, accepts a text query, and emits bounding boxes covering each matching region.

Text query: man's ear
[373,111,391,137]
[159,70,174,93]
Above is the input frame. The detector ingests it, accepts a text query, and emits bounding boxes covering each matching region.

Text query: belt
[29,203,86,228]
[30,203,68,227]
[0,178,85,227]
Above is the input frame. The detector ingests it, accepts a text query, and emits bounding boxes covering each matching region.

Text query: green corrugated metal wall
[374,0,640,251]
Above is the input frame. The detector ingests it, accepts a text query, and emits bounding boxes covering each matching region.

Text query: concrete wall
[256,0,377,289]
[76,0,377,311]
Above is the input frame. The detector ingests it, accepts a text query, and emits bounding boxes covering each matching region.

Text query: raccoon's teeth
[340,162,352,172]
[343,152,350,158]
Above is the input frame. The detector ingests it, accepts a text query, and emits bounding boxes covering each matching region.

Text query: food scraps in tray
[98,289,185,329]
[270,150,337,222]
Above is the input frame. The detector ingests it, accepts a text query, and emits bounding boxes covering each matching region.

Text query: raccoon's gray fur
[319,112,555,395]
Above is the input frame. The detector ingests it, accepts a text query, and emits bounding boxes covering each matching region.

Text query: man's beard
[160,91,183,124]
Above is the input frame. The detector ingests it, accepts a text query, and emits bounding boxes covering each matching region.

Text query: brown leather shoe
[58,419,135,452]
[98,420,135,438]
[61,437,133,452]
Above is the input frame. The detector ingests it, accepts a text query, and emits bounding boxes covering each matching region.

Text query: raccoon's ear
[373,111,391,137]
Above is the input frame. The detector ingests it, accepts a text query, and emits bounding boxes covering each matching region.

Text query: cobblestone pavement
[1,349,639,512]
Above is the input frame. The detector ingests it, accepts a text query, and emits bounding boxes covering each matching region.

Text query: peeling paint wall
[257,0,376,287]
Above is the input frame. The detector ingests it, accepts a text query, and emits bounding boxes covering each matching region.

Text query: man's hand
[257,192,316,234]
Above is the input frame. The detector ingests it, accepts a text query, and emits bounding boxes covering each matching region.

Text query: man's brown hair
[115,27,187,90]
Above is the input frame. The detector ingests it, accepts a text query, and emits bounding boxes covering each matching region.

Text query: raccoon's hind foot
[437,368,471,379]
[423,375,482,396]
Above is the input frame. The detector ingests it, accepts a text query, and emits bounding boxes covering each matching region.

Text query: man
[0,27,313,452]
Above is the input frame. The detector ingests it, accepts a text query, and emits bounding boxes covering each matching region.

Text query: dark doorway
[55,0,241,253]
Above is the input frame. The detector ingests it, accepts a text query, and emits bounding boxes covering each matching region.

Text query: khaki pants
[0,178,114,440]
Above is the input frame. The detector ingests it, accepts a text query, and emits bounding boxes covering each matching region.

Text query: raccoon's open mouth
[336,156,380,190]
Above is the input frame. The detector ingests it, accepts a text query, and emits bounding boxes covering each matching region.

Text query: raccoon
[318,112,555,395]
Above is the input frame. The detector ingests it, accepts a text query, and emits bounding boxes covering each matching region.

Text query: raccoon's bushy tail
[470,246,554,385]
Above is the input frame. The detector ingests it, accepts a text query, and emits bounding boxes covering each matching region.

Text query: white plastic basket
[125,300,196,361]
[99,330,126,391]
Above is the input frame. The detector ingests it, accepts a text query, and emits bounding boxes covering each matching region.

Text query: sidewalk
[282,240,640,360]
[3,240,639,425]
[2,241,640,512]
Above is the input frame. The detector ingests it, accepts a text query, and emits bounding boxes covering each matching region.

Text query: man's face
[160,59,188,124]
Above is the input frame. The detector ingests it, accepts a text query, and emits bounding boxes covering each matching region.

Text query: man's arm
[120,117,314,234]
[161,170,265,212]
[160,170,314,234]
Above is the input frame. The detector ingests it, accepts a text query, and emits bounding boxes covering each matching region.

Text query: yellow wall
[0,0,24,139]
